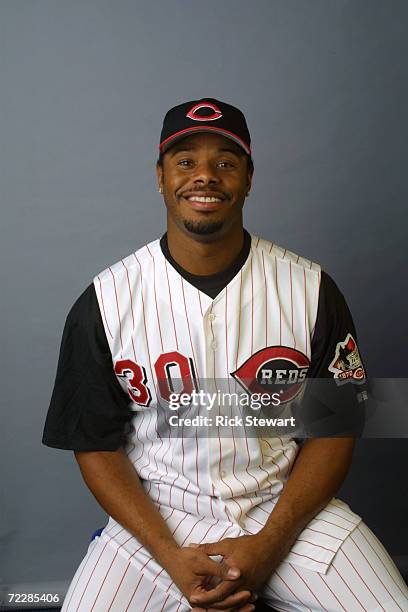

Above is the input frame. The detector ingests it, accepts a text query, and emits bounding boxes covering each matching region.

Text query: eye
[177,159,194,167]
[217,160,234,168]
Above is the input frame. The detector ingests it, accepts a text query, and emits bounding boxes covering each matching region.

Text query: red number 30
[114,352,197,407]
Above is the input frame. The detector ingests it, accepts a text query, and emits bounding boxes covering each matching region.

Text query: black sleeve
[296,271,368,437]
[309,271,366,379]
[42,284,134,451]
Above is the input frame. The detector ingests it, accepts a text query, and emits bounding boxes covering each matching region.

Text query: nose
[193,160,220,185]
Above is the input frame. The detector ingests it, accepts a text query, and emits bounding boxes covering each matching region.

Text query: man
[43,98,408,611]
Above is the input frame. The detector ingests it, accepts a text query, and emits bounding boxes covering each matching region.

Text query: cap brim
[160,126,251,156]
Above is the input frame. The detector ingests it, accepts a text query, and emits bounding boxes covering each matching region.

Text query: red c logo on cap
[186,102,223,121]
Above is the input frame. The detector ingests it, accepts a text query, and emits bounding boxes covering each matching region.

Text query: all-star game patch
[328,333,366,384]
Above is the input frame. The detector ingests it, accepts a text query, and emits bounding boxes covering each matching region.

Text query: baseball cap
[159,98,252,157]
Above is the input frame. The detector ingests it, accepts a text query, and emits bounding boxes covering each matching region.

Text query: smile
[186,196,223,203]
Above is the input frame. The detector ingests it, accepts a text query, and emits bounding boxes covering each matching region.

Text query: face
[156,133,252,239]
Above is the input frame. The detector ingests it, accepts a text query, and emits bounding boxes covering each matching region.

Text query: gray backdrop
[2,0,407,597]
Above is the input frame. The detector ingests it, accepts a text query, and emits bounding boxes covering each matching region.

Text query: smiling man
[158,134,251,241]
[43,99,408,611]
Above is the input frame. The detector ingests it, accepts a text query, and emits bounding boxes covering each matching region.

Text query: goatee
[183,219,223,235]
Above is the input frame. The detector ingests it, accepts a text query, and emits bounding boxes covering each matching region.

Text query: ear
[246,169,253,196]
[156,162,164,193]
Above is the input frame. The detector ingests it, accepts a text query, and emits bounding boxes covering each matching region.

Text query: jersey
[43,231,368,580]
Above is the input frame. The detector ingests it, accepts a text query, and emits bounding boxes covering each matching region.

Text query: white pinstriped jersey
[92,233,362,577]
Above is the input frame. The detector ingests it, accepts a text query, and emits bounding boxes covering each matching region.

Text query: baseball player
[43,98,408,611]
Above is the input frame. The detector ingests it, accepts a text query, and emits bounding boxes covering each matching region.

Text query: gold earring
[159,186,163,194]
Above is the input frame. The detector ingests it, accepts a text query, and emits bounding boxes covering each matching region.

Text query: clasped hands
[167,533,280,612]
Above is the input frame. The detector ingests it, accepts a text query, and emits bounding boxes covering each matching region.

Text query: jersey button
[211,340,217,350]
[208,312,216,321]
[220,470,226,478]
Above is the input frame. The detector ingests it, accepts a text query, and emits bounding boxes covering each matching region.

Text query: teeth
[187,196,221,203]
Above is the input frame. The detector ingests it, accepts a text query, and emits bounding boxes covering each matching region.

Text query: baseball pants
[61,514,408,612]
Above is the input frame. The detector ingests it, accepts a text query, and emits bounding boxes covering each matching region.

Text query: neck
[166,219,245,276]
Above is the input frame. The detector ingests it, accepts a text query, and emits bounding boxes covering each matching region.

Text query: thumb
[192,542,220,556]
[225,565,240,578]
[200,555,240,580]
[214,559,241,580]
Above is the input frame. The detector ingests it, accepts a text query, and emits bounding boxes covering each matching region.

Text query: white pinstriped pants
[61,517,408,612]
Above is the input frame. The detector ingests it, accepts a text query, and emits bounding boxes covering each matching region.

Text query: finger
[205,591,254,610]
[195,556,240,581]
[190,587,252,608]
[192,607,255,612]
[194,541,223,556]
[191,591,258,611]
[191,604,256,612]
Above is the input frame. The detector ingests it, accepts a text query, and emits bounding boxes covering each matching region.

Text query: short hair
[157,151,254,176]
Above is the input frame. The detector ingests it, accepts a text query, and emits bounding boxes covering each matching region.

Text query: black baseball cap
[159,98,252,157]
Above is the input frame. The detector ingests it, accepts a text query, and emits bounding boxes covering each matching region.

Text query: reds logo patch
[328,333,365,384]
[186,101,223,121]
[231,346,310,404]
